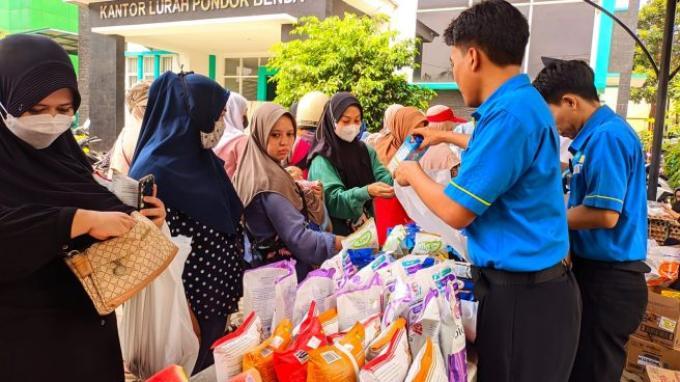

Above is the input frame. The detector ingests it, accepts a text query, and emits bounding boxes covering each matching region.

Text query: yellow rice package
[229,368,263,382]
[319,308,340,337]
[359,321,411,382]
[306,322,366,382]
[243,319,294,382]
[404,338,448,382]
[366,318,407,362]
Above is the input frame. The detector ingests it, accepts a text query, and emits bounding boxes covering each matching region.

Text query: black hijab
[0,34,131,213]
[307,92,375,189]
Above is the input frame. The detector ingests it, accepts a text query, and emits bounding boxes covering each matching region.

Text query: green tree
[630,0,680,123]
[267,13,436,132]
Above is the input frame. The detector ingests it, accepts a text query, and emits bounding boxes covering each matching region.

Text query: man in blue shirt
[394,1,581,381]
[534,60,648,382]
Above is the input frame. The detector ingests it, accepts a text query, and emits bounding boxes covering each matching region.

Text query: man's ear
[469,46,481,72]
[561,94,579,110]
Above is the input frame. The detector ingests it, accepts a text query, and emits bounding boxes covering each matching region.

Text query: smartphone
[138,174,155,210]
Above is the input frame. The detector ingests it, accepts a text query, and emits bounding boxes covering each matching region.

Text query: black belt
[572,256,651,273]
[471,262,569,300]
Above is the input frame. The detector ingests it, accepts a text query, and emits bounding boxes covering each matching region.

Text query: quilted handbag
[65,211,178,315]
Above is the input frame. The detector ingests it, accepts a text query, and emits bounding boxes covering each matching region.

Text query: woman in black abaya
[0,34,166,381]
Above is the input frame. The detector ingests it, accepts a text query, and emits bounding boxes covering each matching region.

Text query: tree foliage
[267,13,436,132]
[631,0,680,105]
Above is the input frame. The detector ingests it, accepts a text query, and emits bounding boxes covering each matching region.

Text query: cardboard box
[636,289,680,350]
[645,365,680,382]
[627,336,680,378]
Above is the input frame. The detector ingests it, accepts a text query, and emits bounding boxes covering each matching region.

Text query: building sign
[99,0,305,19]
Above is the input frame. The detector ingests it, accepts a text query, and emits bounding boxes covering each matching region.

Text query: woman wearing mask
[235,103,342,280]
[374,106,429,166]
[108,81,151,177]
[214,92,249,179]
[308,92,394,236]
[0,35,166,381]
[129,72,244,374]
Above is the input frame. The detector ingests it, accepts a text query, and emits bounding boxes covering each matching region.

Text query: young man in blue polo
[534,59,648,382]
[394,1,581,380]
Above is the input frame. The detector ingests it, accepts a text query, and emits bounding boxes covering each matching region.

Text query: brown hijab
[375,106,428,165]
[234,103,325,224]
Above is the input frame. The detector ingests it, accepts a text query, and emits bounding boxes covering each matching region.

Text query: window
[223,57,269,101]
[143,56,154,81]
[161,56,174,74]
[126,56,138,90]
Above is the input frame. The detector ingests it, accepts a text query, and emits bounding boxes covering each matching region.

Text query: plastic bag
[383,225,408,258]
[381,277,413,330]
[646,246,680,287]
[438,281,467,382]
[272,261,298,331]
[229,369,263,382]
[274,302,329,382]
[407,289,441,358]
[243,319,293,382]
[394,170,468,260]
[243,260,295,337]
[293,268,338,326]
[337,274,383,332]
[360,319,411,382]
[320,308,340,337]
[120,235,199,379]
[404,338,448,382]
[321,250,357,285]
[342,218,379,250]
[307,322,366,382]
[354,253,394,286]
[412,232,446,260]
[213,312,263,382]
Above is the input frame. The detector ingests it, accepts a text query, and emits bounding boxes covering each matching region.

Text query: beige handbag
[65,211,178,315]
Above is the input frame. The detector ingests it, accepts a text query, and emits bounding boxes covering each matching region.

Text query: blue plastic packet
[387,135,429,174]
[347,248,375,269]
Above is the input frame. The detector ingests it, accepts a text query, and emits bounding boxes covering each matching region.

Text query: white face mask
[0,102,74,149]
[201,118,226,149]
[335,123,361,142]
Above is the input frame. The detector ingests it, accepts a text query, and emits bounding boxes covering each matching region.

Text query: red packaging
[373,197,411,246]
[273,302,329,382]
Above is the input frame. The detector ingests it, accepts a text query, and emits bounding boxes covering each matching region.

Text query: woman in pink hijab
[214,92,248,178]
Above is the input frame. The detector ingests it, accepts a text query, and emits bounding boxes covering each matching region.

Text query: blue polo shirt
[444,74,569,272]
[568,105,647,262]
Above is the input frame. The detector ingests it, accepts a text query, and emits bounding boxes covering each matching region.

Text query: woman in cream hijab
[108,81,151,176]
[234,103,342,280]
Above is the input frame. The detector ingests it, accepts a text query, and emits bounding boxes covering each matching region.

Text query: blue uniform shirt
[568,105,647,262]
[444,74,569,272]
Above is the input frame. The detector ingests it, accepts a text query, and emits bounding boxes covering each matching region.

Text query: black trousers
[569,259,648,382]
[474,268,582,382]
[192,315,229,375]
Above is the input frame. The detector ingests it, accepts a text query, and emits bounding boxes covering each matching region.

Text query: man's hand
[412,128,447,148]
[394,161,422,187]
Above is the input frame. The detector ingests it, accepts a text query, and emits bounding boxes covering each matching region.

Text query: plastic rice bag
[319,308,340,337]
[330,313,381,349]
[212,312,263,382]
[342,218,379,250]
[293,268,338,326]
[407,289,441,358]
[321,250,358,285]
[383,225,408,258]
[307,322,366,382]
[337,274,383,332]
[272,261,297,333]
[273,302,329,382]
[381,277,413,330]
[438,282,467,382]
[354,253,394,286]
[243,260,295,337]
[360,319,411,382]
[404,338,448,382]
[348,248,376,269]
[366,318,408,362]
[243,319,293,382]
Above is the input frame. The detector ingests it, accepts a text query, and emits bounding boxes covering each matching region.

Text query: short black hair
[444,0,529,67]
[533,59,599,104]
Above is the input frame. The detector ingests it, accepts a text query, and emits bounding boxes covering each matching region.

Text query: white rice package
[271,260,297,333]
[212,311,263,382]
[342,218,379,250]
[381,276,413,330]
[461,300,478,343]
[407,289,441,358]
[412,232,445,257]
[359,319,411,382]
[321,250,357,285]
[292,268,337,326]
[243,260,295,337]
[366,318,408,362]
[354,252,394,286]
[404,337,448,382]
[336,273,383,332]
[438,281,467,382]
